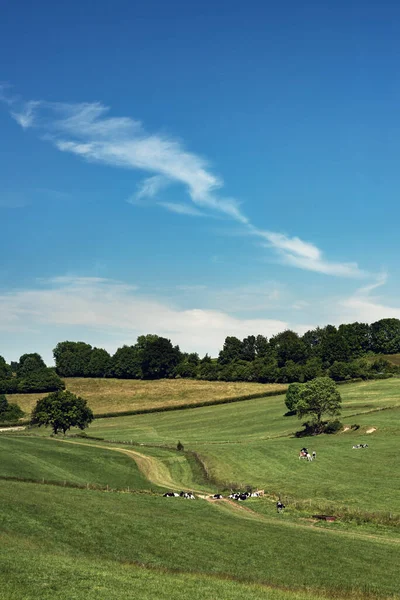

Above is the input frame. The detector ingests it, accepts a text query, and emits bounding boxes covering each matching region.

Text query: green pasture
[87,378,400,443]
[0,480,399,597]
[0,436,156,490]
[82,379,400,514]
[0,535,335,600]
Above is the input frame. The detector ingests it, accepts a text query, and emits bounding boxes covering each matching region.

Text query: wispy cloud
[158,202,205,216]
[338,273,400,322]
[2,88,366,278]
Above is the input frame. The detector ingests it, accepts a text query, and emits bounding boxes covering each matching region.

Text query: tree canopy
[31,390,93,435]
[295,377,342,432]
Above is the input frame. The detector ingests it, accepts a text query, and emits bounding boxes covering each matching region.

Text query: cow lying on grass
[352,444,368,449]
[163,491,195,499]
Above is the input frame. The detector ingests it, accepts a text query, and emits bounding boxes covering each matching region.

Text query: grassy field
[7,377,286,416]
[84,378,400,514]
[0,436,158,490]
[1,377,400,599]
[0,534,342,600]
[0,480,399,598]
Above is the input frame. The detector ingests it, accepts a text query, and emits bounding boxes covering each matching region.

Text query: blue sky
[1,0,400,363]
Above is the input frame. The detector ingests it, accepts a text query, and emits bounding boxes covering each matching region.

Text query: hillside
[7,377,286,416]
[1,376,399,599]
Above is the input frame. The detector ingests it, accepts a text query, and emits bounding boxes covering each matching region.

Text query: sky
[1,0,400,364]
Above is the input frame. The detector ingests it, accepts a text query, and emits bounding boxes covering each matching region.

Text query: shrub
[0,394,24,422]
[324,420,343,434]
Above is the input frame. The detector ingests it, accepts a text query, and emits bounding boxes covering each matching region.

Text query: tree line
[1,318,400,395]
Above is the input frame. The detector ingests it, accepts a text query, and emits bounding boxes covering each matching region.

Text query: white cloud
[158,202,205,216]
[338,274,400,323]
[0,276,290,359]
[2,89,366,278]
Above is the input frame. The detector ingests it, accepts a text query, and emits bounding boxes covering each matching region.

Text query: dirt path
[0,426,26,433]
[52,438,206,493]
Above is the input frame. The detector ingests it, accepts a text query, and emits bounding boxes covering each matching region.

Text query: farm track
[51,437,400,546]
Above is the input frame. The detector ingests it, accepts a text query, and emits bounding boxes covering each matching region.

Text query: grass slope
[0,436,156,490]
[0,535,336,600]
[7,377,286,416]
[0,480,399,597]
[85,378,400,514]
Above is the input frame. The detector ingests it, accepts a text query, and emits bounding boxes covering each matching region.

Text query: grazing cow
[277,501,285,513]
[312,451,316,460]
[306,453,313,462]
[299,451,307,459]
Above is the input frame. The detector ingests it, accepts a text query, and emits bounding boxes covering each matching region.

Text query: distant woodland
[2,318,400,393]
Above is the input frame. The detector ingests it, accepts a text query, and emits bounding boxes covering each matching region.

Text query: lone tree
[285,382,303,413]
[31,390,93,435]
[296,377,341,433]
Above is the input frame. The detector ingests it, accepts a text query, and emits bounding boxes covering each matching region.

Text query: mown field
[1,376,399,599]
[7,377,286,416]
[0,480,399,598]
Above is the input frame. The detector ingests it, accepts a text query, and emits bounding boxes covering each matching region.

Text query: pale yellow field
[7,378,287,416]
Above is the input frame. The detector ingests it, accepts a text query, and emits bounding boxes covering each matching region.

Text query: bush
[324,420,343,434]
[0,394,24,422]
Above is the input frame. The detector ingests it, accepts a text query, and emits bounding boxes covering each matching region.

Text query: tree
[296,377,341,432]
[270,330,308,367]
[53,341,93,377]
[110,345,142,379]
[17,353,47,377]
[370,318,400,354]
[241,336,256,362]
[85,348,111,377]
[31,390,93,435]
[218,336,243,365]
[140,336,182,379]
[0,356,12,379]
[285,382,303,412]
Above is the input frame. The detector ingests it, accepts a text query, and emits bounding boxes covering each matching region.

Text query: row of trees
[1,318,400,392]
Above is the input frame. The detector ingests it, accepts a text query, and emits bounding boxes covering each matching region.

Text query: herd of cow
[163,490,264,501]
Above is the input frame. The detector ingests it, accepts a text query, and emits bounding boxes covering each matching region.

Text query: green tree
[85,348,111,377]
[296,377,342,431]
[370,318,400,354]
[31,390,93,435]
[140,336,182,379]
[285,382,302,412]
[241,336,256,362]
[254,335,269,358]
[53,342,93,377]
[17,353,47,377]
[0,356,13,379]
[270,330,308,367]
[218,336,243,365]
[110,345,142,379]
[338,322,371,357]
